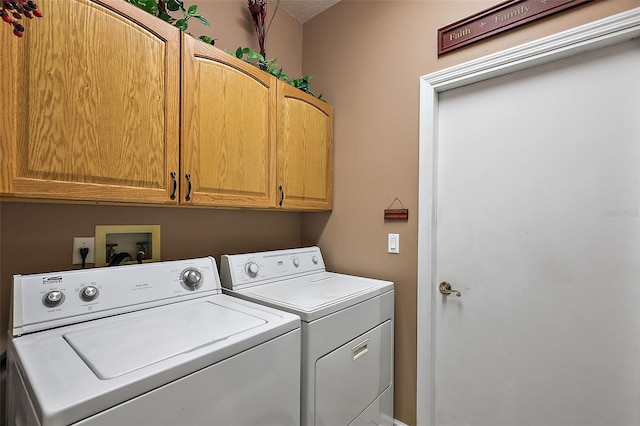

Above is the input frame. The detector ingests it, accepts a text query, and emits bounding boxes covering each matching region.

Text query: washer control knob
[43,290,65,307]
[181,268,202,290]
[312,255,319,264]
[80,286,99,301]
[245,262,259,277]
[292,257,300,267]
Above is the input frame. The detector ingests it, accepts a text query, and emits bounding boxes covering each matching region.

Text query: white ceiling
[278,0,342,23]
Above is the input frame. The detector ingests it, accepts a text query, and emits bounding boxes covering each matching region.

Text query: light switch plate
[388,233,399,254]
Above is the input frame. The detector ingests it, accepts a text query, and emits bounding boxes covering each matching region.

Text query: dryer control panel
[220,246,326,290]
[12,257,220,336]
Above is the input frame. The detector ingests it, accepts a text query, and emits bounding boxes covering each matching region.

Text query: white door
[418,16,640,426]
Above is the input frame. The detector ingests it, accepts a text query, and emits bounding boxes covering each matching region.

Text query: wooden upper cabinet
[0,1,333,211]
[181,35,277,208]
[0,0,180,204]
[277,80,333,211]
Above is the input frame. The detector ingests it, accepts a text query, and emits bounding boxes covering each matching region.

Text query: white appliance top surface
[236,272,393,321]
[221,247,394,321]
[64,300,266,379]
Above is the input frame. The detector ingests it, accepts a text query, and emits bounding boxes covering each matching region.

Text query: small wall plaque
[384,209,409,221]
[384,198,409,221]
[438,0,593,55]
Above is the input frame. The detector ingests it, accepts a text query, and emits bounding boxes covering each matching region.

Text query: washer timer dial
[180,268,203,290]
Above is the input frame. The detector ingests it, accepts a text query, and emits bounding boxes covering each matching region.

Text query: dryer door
[315,320,393,426]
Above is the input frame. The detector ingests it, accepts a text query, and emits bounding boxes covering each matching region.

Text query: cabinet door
[0,0,180,204]
[181,36,277,208]
[277,81,333,211]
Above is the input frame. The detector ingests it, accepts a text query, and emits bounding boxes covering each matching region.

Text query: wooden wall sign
[438,0,592,55]
[384,209,409,221]
[384,198,409,221]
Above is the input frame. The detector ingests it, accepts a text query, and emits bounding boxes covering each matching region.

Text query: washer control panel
[12,257,220,336]
[220,246,326,290]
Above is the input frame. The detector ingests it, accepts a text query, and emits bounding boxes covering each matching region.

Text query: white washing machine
[220,246,394,426]
[6,257,301,426]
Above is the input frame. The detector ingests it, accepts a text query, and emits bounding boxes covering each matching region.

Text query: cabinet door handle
[185,173,192,201]
[279,185,284,206]
[169,171,177,200]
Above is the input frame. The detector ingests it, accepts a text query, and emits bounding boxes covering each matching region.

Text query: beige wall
[2,1,640,425]
[302,1,640,425]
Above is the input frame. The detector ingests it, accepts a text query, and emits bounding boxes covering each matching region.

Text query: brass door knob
[439,281,461,297]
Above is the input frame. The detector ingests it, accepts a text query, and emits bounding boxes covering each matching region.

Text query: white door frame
[416,8,640,426]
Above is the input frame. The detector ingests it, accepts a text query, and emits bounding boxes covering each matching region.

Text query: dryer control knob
[43,290,65,307]
[312,255,319,264]
[80,286,99,301]
[292,257,300,267]
[181,268,202,290]
[245,262,259,277]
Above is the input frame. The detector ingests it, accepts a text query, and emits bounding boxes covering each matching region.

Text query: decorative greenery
[234,47,324,101]
[126,0,215,45]
[119,0,323,99]
[240,1,323,100]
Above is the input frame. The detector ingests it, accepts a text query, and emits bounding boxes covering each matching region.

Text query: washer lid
[239,272,393,321]
[64,300,266,379]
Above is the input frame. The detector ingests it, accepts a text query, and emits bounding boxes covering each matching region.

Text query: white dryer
[7,257,301,426]
[220,246,394,426]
